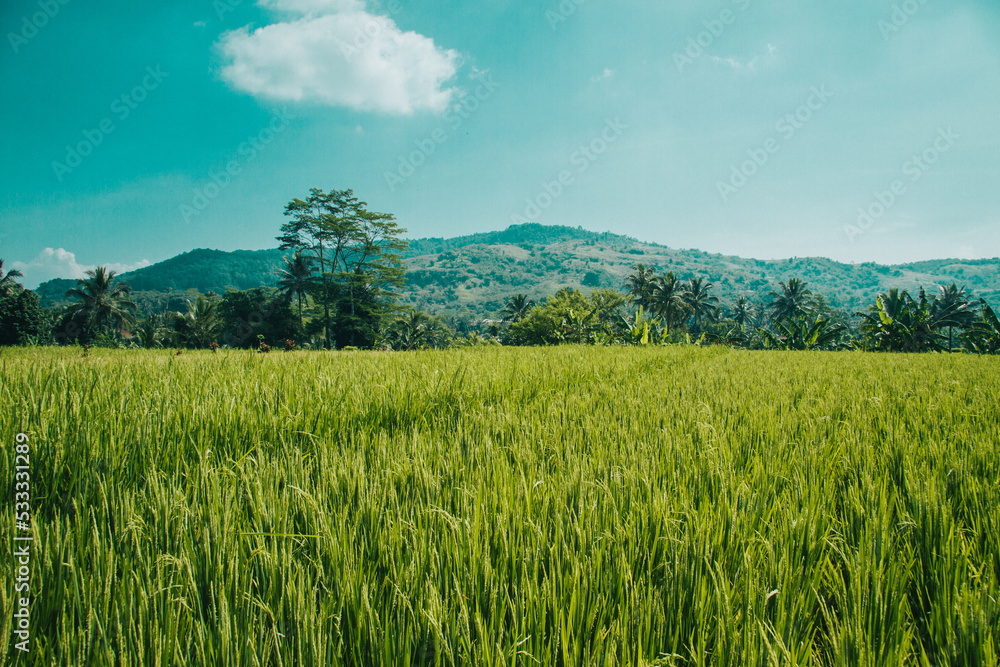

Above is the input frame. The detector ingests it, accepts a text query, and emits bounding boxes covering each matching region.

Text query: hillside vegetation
[35,224,1000,321]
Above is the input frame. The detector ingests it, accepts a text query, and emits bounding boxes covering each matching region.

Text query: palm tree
[857,288,948,352]
[388,311,431,350]
[767,278,814,324]
[174,297,220,348]
[649,272,688,332]
[137,315,161,349]
[625,264,657,310]
[278,251,315,331]
[0,259,23,297]
[65,267,137,339]
[932,283,976,350]
[501,294,534,323]
[682,277,719,329]
[730,296,755,330]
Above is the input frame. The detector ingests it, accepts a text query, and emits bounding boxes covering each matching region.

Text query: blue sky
[2,0,998,288]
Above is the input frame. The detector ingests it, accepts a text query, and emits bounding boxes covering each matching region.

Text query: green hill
[35,224,1000,320]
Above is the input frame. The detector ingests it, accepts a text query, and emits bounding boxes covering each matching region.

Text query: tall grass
[1,346,999,666]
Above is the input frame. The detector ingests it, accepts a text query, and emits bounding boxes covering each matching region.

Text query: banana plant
[619,306,663,346]
[963,299,1000,354]
[760,316,848,351]
[856,288,946,352]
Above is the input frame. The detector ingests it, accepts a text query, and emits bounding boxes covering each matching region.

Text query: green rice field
[2,346,999,665]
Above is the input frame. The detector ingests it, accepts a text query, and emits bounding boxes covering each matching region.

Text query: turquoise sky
[2,0,998,288]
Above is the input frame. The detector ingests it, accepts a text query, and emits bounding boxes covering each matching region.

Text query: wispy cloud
[217,0,460,114]
[711,43,779,71]
[591,67,615,83]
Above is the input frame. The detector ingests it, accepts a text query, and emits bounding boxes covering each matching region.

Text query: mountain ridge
[34,224,1000,319]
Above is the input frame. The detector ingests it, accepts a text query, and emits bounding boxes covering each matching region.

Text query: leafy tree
[767,278,814,324]
[218,288,297,349]
[625,263,657,310]
[682,277,719,330]
[277,188,406,349]
[0,283,46,346]
[63,267,137,341]
[278,251,315,331]
[501,294,535,323]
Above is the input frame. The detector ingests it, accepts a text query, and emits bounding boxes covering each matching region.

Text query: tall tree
[0,260,23,297]
[649,272,688,332]
[174,297,221,348]
[278,251,315,331]
[277,188,406,349]
[501,294,534,323]
[625,264,657,310]
[730,296,755,330]
[64,267,137,340]
[767,278,815,324]
[932,283,976,350]
[682,277,719,329]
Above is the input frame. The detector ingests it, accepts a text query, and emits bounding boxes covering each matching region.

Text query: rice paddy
[2,345,999,665]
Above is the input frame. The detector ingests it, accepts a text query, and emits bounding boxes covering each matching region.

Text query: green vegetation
[32,224,1000,324]
[2,346,999,664]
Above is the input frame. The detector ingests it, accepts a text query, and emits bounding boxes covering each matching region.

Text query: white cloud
[711,44,779,71]
[591,68,615,83]
[12,248,150,290]
[217,1,459,114]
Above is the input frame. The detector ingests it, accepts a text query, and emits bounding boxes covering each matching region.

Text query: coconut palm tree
[649,272,688,332]
[682,277,719,329]
[278,251,315,331]
[501,294,534,323]
[625,264,657,310]
[932,283,976,350]
[730,296,755,330]
[64,267,137,339]
[174,297,221,348]
[767,278,814,324]
[0,260,23,297]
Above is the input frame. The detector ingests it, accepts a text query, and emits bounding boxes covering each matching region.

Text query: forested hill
[35,224,1000,320]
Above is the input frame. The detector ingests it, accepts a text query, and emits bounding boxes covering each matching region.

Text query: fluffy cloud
[217,1,459,114]
[12,248,150,290]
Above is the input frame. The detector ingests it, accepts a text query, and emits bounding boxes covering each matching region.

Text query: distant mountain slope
[35,224,1000,320]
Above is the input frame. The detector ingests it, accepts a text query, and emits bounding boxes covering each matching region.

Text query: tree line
[2,199,998,354]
